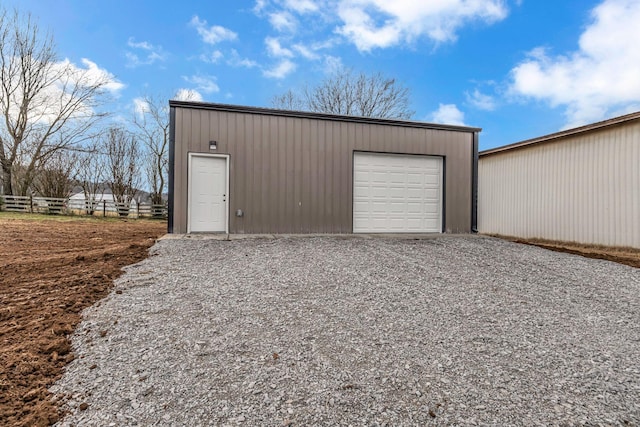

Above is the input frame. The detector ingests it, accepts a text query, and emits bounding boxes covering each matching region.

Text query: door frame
[187,152,230,234]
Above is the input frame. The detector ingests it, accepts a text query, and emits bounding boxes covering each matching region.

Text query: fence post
[29,196,33,213]
[103,200,106,217]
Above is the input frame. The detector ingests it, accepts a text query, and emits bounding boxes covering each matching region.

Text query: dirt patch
[496,235,640,269]
[0,214,166,426]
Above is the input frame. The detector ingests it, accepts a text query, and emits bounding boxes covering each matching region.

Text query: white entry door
[353,152,443,233]
[189,155,228,233]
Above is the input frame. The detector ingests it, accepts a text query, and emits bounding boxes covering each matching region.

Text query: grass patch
[0,211,166,224]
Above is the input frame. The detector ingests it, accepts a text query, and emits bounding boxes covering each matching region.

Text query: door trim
[187,153,230,234]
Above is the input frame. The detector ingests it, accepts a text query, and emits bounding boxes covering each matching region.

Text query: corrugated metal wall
[172,105,476,234]
[479,120,640,248]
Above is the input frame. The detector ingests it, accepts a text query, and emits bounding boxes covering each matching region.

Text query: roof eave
[480,111,640,157]
[169,100,482,133]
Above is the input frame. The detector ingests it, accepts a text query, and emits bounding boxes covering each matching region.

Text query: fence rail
[0,195,167,219]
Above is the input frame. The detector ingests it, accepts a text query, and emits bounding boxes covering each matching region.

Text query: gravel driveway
[53,236,640,426]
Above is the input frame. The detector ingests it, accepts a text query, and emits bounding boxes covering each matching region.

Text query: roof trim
[480,111,640,157]
[169,100,482,133]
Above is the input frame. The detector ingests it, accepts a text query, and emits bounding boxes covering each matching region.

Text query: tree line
[0,8,413,208]
[0,9,169,208]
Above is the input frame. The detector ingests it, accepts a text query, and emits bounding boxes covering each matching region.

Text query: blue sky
[4,0,640,150]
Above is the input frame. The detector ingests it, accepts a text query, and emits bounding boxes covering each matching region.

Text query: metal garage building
[168,101,480,234]
[479,111,640,248]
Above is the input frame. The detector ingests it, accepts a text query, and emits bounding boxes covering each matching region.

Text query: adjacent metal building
[479,112,640,248]
[169,101,480,234]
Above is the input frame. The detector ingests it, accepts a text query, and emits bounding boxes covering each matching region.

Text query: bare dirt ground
[0,214,166,427]
[496,235,640,269]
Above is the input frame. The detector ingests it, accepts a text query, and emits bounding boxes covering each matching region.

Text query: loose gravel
[52,235,640,426]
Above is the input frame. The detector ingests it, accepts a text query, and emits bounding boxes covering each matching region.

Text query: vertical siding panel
[633,125,640,246]
[306,120,313,232]
[341,122,350,232]
[591,133,599,243]
[334,122,342,233]
[479,120,640,247]
[325,121,333,232]
[252,115,259,232]
[318,121,327,233]
[233,113,245,233]
[275,117,285,233]
[294,118,303,233]
[619,127,628,246]
[609,129,617,245]
[284,117,294,232]
[596,133,605,244]
[588,133,595,244]
[245,115,254,232]
[174,109,185,232]
[261,114,270,233]
[331,122,341,232]
[615,128,625,246]
[268,116,278,232]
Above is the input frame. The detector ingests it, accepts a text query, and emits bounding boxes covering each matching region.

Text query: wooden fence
[0,195,167,219]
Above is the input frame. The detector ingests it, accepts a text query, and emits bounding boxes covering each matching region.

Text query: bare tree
[271,69,414,119]
[0,9,111,196]
[103,127,140,216]
[132,94,169,206]
[74,138,105,215]
[31,149,76,198]
[271,89,304,112]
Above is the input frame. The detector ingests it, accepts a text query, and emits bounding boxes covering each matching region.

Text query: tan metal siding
[479,121,640,248]
[173,107,474,234]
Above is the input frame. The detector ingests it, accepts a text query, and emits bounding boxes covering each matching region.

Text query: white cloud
[293,43,320,60]
[182,75,220,94]
[429,104,466,125]
[133,97,150,117]
[265,37,294,57]
[73,59,125,94]
[125,37,167,67]
[465,89,496,111]
[199,50,224,64]
[253,0,269,14]
[190,16,237,45]
[173,89,204,102]
[283,0,318,14]
[14,58,124,125]
[336,0,508,51]
[323,55,343,74]
[127,39,152,50]
[269,11,298,32]
[509,0,640,128]
[263,59,297,78]
[227,49,259,68]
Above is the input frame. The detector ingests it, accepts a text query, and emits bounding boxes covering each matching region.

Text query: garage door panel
[404,188,425,197]
[353,152,442,233]
[406,173,425,184]
[406,203,424,214]
[424,188,440,198]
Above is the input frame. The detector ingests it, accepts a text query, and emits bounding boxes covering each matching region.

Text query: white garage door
[353,152,442,233]
[188,155,228,233]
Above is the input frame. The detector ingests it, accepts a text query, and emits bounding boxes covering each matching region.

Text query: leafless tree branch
[0,8,110,196]
[272,69,414,120]
[131,94,169,206]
